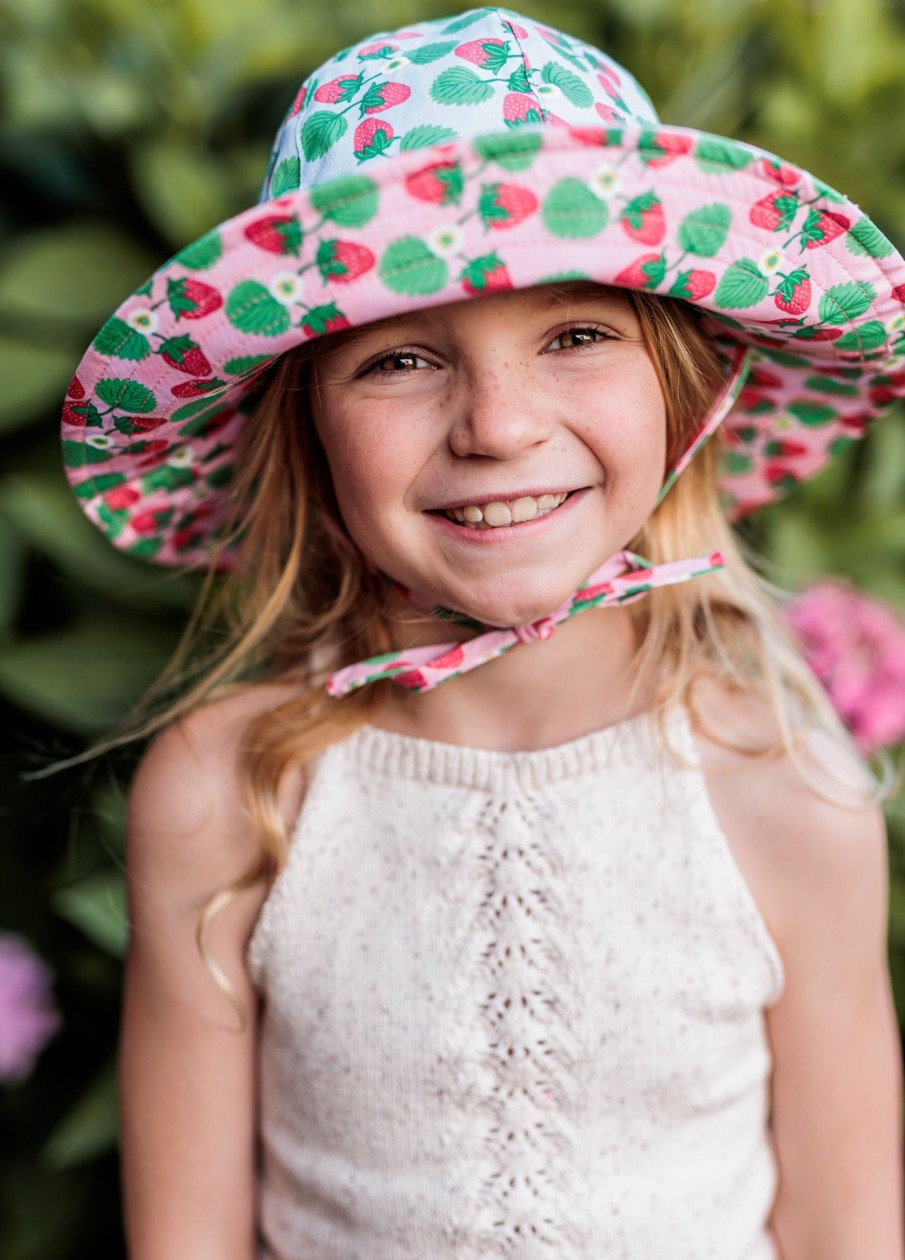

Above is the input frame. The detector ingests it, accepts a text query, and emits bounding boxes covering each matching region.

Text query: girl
[61,9,904,1259]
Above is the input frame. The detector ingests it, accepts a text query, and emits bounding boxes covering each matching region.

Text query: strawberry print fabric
[61,6,905,568]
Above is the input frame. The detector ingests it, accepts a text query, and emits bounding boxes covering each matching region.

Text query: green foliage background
[1,1,904,1255]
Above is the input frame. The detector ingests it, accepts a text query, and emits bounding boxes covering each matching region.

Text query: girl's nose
[447,363,553,460]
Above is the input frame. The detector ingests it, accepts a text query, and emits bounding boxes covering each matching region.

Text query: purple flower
[784,581,905,753]
[0,933,61,1082]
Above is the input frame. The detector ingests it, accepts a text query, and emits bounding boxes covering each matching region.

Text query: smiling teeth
[445,492,569,528]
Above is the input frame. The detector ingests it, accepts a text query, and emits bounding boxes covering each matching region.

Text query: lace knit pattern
[246,707,784,1260]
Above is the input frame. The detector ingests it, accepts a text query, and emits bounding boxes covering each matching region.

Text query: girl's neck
[370,600,651,754]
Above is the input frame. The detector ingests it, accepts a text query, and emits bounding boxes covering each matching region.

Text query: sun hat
[61,6,905,575]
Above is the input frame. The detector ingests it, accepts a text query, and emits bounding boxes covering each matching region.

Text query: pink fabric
[326,549,725,696]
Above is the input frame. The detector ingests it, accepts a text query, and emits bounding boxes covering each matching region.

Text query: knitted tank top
[246,705,785,1260]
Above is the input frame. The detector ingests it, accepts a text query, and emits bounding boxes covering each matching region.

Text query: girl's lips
[426,487,590,543]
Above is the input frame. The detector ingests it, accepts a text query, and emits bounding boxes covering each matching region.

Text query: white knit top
[246,705,785,1260]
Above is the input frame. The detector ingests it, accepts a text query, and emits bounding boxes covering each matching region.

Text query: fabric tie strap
[326,549,726,696]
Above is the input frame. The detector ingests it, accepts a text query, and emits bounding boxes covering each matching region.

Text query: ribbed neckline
[344,706,686,794]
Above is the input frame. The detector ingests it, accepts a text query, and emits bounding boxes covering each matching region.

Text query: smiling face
[309,282,667,628]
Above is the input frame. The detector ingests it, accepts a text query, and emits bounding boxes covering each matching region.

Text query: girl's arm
[764,780,904,1260]
[119,695,279,1260]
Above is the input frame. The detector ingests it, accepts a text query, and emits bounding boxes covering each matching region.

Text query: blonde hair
[139,285,881,1028]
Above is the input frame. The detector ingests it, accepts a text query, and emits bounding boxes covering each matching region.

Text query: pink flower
[784,581,905,752]
[0,934,61,1082]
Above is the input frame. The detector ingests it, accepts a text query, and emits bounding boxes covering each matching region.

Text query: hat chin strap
[326,348,753,698]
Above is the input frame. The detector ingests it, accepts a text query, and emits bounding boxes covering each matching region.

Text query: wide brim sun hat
[61,6,905,570]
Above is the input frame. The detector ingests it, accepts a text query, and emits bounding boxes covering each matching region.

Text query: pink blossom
[784,581,905,752]
[0,933,61,1082]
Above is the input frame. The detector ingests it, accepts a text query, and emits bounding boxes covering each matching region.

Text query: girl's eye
[546,326,612,352]
[367,351,433,374]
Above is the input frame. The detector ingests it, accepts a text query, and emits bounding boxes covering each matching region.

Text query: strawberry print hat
[62,6,905,571]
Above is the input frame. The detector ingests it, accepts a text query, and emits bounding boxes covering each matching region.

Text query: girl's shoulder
[686,678,887,965]
[126,682,306,918]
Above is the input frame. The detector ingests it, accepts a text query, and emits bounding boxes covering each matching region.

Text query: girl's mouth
[435,490,572,530]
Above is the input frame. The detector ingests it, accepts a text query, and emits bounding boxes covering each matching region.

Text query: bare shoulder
[687,678,888,962]
[125,681,307,984]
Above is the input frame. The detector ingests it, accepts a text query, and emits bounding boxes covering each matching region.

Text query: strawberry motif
[501,20,528,38]
[760,158,799,187]
[620,192,665,245]
[429,645,465,670]
[749,365,784,389]
[478,182,538,230]
[68,375,86,400]
[460,253,512,295]
[244,215,302,257]
[790,326,843,342]
[166,278,222,321]
[353,118,395,162]
[171,526,203,553]
[314,74,361,104]
[316,239,376,283]
[131,508,173,534]
[125,439,168,460]
[764,439,809,458]
[595,102,623,124]
[502,93,543,126]
[773,268,811,316]
[749,191,798,232]
[392,668,428,690]
[597,75,621,100]
[893,284,905,304]
[802,209,850,249]
[105,486,141,511]
[614,252,666,289]
[158,335,212,376]
[360,81,411,115]
[764,464,800,489]
[737,387,777,413]
[358,40,398,59]
[123,414,167,433]
[639,132,693,167]
[455,38,509,70]
[288,85,307,117]
[170,377,225,398]
[405,161,463,206]
[668,269,716,300]
[62,401,87,426]
[300,303,350,337]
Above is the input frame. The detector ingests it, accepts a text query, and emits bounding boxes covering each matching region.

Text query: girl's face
[311,283,667,628]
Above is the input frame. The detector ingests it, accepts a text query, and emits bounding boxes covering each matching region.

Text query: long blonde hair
[140,285,876,1027]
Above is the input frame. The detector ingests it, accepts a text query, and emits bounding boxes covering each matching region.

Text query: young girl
[61,9,904,1258]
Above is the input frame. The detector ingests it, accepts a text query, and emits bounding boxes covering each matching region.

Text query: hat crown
[261,7,659,200]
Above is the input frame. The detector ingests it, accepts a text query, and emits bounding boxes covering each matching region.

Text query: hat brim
[62,121,905,567]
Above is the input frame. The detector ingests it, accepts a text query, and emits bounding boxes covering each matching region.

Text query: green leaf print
[223,354,275,376]
[301,113,348,162]
[441,9,492,34]
[677,204,731,257]
[431,67,495,106]
[405,41,458,65]
[379,237,448,295]
[61,440,114,466]
[93,318,151,361]
[175,229,223,270]
[71,472,126,500]
[817,281,876,325]
[270,157,301,195]
[542,178,609,238]
[846,217,895,259]
[693,138,752,173]
[400,125,459,150]
[834,321,887,352]
[541,61,593,107]
[474,131,541,171]
[95,378,158,413]
[225,281,292,336]
[507,64,531,94]
[714,259,770,309]
[310,175,378,227]
[787,401,836,426]
[803,375,860,397]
